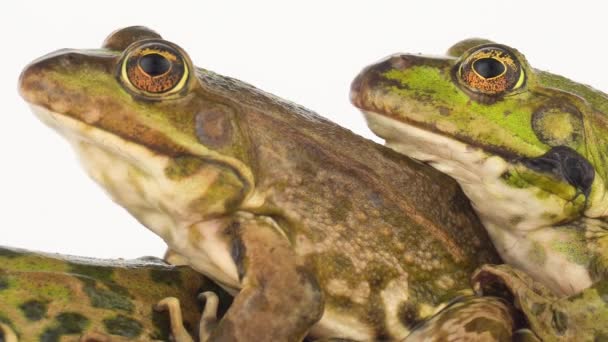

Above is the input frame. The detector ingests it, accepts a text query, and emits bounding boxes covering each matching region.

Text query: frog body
[20,27,506,341]
[351,40,608,297]
[0,245,232,341]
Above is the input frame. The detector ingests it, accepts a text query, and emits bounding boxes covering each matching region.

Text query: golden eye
[457,45,525,98]
[119,41,190,98]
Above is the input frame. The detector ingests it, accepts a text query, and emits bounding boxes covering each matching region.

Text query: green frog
[0,245,231,341]
[350,39,608,298]
[472,264,608,341]
[19,27,510,341]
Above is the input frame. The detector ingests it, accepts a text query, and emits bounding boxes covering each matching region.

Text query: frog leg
[198,291,219,341]
[0,322,18,342]
[473,264,608,341]
[201,217,324,341]
[403,296,516,342]
[155,297,195,342]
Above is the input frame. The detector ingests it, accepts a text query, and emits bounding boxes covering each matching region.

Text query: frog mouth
[363,109,595,207]
[361,109,496,183]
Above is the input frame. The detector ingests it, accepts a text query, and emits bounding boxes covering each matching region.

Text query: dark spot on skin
[56,312,89,333]
[103,315,143,338]
[464,317,512,341]
[195,108,233,148]
[438,106,451,116]
[80,278,134,312]
[40,329,61,342]
[398,301,421,329]
[41,312,90,342]
[519,146,595,200]
[503,110,512,116]
[19,300,48,321]
[149,269,182,287]
[551,310,568,335]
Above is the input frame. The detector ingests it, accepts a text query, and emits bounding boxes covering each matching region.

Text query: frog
[350,39,608,298]
[19,26,513,341]
[0,245,232,341]
[471,264,608,341]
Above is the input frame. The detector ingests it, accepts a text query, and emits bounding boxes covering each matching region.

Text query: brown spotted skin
[0,246,232,341]
[19,27,504,340]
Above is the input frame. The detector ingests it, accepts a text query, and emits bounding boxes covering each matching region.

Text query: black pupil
[473,58,505,79]
[139,53,171,76]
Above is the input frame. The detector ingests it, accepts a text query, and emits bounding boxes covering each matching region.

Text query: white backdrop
[2,1,607,259]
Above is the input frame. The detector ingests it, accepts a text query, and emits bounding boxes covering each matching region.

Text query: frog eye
[119,40,191,98]
[456,45,525,98]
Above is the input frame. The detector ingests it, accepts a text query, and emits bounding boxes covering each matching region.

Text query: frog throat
[363,110,572,233]
[29,104,252,239]
[364,110,599,294]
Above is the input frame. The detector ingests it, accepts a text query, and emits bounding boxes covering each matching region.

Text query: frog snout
[19,49,115,108]
[19,49,79,104]
[350,54,416,108]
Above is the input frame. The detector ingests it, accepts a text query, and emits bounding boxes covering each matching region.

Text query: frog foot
[198,291,219,342]
[0,322,18,342]
[155,297,195,342]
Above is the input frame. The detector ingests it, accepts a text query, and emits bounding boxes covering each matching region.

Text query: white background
[2,1,607,259]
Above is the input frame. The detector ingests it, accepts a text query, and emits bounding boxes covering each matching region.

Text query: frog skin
[472,264,608,341]
[351,39,608,297]
[0,245,232,341]
[19,27,508,341]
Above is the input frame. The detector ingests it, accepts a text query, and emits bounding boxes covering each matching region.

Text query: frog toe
[0,322,18,342]
[155,297,195,342]
[198,291,219,341]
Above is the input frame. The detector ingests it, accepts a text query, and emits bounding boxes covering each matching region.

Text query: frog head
[351,39,608,295]
[19,27,255,242]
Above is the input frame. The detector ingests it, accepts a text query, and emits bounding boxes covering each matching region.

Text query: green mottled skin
[351,39,608,295]
[19,27,510,340]
[474,264,608,341]
[0,246,232,341]
[351,39,608,341]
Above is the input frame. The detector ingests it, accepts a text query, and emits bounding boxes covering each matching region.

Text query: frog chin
[364,110,594,294]
[29,104,244,289]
